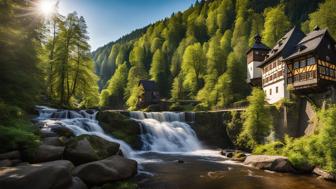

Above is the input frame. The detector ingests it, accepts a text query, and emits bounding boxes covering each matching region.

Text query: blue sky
[59,0,195,50]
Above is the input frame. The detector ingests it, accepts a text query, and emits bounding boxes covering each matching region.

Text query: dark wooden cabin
[285,27,336,92]
[137,80,160,108]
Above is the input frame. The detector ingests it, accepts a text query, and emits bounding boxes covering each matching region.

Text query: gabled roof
[259,27,305,67]
[284,28,332,61]
[138,80,158,91]
[247,34,270,54]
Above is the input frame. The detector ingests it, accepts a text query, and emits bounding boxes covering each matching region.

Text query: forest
[94,0,335,110]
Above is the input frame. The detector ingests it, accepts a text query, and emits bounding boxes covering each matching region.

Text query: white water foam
[36,106,135,158]
[130,111,202,153]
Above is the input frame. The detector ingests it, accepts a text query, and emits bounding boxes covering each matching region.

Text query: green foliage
[100,63,129,108]
[181,43,206,97]
[262,4,291,47]
[41,13,99,108]
[238,88,272,149]
[306,0,336,38]
[254,106,336,174]
[92,0,324,110]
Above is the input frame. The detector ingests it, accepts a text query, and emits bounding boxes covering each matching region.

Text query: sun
[38,0,56,17]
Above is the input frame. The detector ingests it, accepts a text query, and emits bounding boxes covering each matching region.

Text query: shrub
[238,88,272,149]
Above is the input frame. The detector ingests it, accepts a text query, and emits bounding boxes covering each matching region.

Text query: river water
[36,107,336,189]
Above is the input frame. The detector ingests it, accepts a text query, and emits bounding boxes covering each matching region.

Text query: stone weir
[96,110,244,149]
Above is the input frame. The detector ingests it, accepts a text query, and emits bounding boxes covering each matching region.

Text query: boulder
[69,177,88,189]
[0,151,20,160]
[0,160,74,189]
[64,135,120,165]
[73,156,137,185]
[0,160,12,167]
[96,111,142,149]
[29,144,65,163]
[49,124,75,137]
[244,155,296,173]
[40,129,58,138]
[43,137,64,146]
[313,167,336,181]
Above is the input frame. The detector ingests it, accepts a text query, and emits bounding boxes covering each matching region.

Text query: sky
[59,0,195,50]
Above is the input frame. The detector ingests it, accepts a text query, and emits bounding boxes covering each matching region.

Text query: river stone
[30,144,65,163]
[0,151,20,160]
[0,160,12,167]
[40,129,59,138]
[43,136,64,146]
[313,167,336,181]
[0,160,74,189]
[244,155,296,173]
[64,135,120,165]
[69,177,88,189]
[73,155,137,185]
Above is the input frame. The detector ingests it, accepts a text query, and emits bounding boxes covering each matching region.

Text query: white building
[247,27,305,104]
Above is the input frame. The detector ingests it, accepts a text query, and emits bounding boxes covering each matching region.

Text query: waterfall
[130,111,202,153]
[35,106,134,158]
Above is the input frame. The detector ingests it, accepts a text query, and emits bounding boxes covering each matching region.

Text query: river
[36,107,336,189]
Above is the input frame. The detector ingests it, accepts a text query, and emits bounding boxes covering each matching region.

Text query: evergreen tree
[238,88,272,149]
[181,43,206,97]
[262,4,291,47]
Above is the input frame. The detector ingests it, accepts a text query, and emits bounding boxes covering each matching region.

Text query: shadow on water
[134,152,336,189]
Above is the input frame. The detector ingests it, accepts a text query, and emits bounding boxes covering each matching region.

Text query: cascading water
[130,111,202,153]
[35,106,134,158]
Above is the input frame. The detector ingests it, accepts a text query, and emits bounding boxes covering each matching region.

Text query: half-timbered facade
[258,27,305,104]
[285,27,336,92]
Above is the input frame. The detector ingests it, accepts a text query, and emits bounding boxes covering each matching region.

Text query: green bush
[238,88,272,150]
[253,105,336,174]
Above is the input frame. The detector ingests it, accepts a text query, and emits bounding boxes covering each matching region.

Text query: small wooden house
[137,80,160,108]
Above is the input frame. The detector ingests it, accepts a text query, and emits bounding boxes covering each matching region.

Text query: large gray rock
[313,167,336,181]
[30,144,65,163]
[69,177,88,189]
[244,155,296,173]
[43,137,64,146]
[0,160,74,189]
[64,135,120,165]
[73,156,137,185]
[0,151,20,160]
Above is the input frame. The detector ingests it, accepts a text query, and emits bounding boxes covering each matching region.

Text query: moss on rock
[97,111,142,149]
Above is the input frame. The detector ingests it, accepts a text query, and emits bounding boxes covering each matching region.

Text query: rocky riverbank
[221,150,336,182]
[0,109,138,189]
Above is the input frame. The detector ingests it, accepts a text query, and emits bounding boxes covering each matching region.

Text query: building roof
[259,27,305,67]
[139,80,158,91]
[247,34,270,54]
[284,27,332,61]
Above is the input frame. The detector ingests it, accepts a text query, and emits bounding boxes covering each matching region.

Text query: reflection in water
[134,152,336,189]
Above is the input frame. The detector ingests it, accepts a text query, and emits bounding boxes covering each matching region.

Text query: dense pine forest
[94,0,335,110]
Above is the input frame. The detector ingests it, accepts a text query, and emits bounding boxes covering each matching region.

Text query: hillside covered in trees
[94,0,336,110]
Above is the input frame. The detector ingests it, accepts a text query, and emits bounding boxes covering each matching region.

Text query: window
[269,89,272,95]
[320,66,326,74]
[276,87,279,93]
[307,72,313,79]
[288,78,293,84]
[288,64,293,71]
[300,59,306,68]
[294,61,299,69]
[326,68,330,76]
[307,57,315,66]
[300,72,307,80]
[331,70,335,78]
[294,75,299,82]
